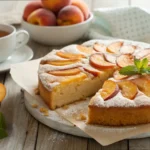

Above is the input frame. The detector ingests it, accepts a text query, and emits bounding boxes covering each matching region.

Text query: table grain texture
[0,26,150,150]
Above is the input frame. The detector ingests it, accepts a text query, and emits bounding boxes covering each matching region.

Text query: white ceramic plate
[24,91,150,139]
[0,45,33,72]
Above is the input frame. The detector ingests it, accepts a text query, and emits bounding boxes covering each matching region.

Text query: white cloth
[89,7,150,43]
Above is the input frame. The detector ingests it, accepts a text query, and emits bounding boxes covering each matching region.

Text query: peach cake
[38,39,150,126]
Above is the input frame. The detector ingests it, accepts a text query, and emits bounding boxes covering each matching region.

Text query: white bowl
[22,14,93,46]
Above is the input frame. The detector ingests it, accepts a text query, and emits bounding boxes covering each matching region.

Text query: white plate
[24,91,150,139]
[0,45,33,72]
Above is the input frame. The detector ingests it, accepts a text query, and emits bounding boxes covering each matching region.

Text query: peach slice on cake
[76,45,93,55]
[83,65,102,76]
[135,48,150,59]
[93,43,106,53]
[56,51,85,59]
[116,54,134,68]
[40,59,80,66]
[90,53,116,69]
[118,80,138,100]
[113,70,128,80]
[48,68,81,76]
[0,83,6,102]
[107,41,123,54]
[132,77,150,97]
[120,45,136,54]
[104,53,117,64]
[100,80,119,100]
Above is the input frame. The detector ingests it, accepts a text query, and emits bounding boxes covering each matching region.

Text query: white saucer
[0,45,33,72]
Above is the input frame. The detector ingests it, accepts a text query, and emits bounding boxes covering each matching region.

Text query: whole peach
[23,1,43,21]
[57,5,84,26]
[41,0,71,13]
[27,8,56,26]
[71,0,90,20]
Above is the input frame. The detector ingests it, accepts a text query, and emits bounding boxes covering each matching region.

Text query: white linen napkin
[89,7,150,43]
[0,1,29,24]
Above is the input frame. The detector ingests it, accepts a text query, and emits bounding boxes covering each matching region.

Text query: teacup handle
[16,30,29,49]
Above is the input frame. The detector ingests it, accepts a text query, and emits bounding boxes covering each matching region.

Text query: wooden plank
[129,138,150,150]
[0,74,29,150]
[88,139,128,150]
[36,124,88,150]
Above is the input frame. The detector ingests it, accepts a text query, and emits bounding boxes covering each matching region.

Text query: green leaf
[0,128,7,139]
[0,112,6,129]
[141,58,148,69]
[134,58,142,70]
[141,67,150,74]
[119,66,138,75]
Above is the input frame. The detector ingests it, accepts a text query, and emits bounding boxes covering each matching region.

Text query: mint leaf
[141,66,150,74]
[0,128,7,139]
[134,58,142,70]
[119,66,138,75]
[141,58,148,68]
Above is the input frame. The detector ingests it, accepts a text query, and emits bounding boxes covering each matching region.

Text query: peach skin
[71,0,90,20]
[27,8,56,26]
[41,0,71,13]
[57,5,84,26]
[23,1,43,21]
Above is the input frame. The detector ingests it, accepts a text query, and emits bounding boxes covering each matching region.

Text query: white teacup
[0,24,29,62]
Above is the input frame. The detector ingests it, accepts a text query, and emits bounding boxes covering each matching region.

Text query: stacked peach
[23,0,90,26]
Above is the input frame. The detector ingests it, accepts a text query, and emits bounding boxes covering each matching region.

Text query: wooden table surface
[0,27,150,150]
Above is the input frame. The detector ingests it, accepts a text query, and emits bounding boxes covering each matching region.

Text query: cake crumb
[62,105,69,110]
[76,113,87,121]
[32,104,38,108]
[39,107,48,113]
[34,88,40,95]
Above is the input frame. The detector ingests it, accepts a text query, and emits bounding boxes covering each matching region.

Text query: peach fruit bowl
[22,13,93,46]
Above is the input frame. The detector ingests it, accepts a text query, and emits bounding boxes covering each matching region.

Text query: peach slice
[107,41,123,54]
[41,59,80,66]
[77,45,93,55]
[104,53,116,64]
[118,80,138,99]
[83,65,102,76]
[100,80,119,100]
[48,68,81,76]
[132,77,150,97]
[116,54,134,68]
[120,45,136,54]
[90,53,115,69]
[93,43,106,53]
[56,51,85,59]
[135,48,150,59]
[113,70,128,80]
[0,83,6,102]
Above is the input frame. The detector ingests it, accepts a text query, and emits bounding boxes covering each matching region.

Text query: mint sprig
[119,58,150,75]
[0,112,7,139]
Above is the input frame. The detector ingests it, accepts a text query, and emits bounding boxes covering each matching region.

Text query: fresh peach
[27,8,56,26]
[41,0,71,13]
[48,68,81,76]
[23,1,43,21]
[56,51,85,59]
[116,54,134,68]
[41,59,80,66]
[0,83,6,102]
[107,41,123,54]
[100,80,119,100]
[118,80,138,100]
[57,5,84,26]
[90,53,116,69]
[71,0,90,20]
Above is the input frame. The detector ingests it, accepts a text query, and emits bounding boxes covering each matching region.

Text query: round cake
[38,39,150,126]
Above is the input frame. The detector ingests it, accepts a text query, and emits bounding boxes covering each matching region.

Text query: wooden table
[0,28,150,150]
